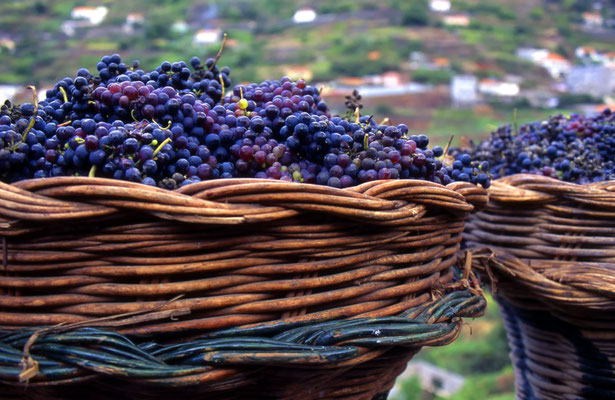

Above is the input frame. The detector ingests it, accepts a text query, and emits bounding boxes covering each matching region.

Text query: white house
[70,6,108,25]
[361,71,404,87]
[451,75,478,107]
[193,28,221,45]
[123,13,144,33]
[126,13,144,26]
[442,14,470,27]
[283,65,313,81]
[172,21,189,35]
[575,46,600,63]
[582,12,603,27]
[430,0,451,13]
[539,53,571,79]
[293,8,317,24]
[516,48,571,79]
[516,48,549,64]
[0,37,15,53]
[478,79,520,97]
[393,361,465,398]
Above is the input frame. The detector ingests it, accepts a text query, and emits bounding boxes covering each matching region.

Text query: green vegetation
[0,0,609,144]
[1,0,613,89]
[412,69,453,85]
[392,294,516,400]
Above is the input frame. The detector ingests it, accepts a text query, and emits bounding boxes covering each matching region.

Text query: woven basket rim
[487,173,615,205]
[0,177,487,228]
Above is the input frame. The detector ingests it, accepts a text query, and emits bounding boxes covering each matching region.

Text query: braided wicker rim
[465,174,615,319]
[0,291,485,392]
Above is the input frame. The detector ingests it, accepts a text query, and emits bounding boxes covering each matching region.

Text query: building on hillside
[518,48,571,79]
[409,52,451,71]
[566,66,615,97]
[432,57,451,69]
[451,75,478,107]
[123,13,144,33]
[404,361,465,398]
[430,0,451,13]
[366,71,404,87]
[442,14,470,27]
[293,8,317,24]
[575,46,600,63]
[368,51,381,61]
[0,37,15,54]
[478,79,520,97]
[539,53,571,79]
[516,48,549,63]
[126,13,144,26]
[70,6,108,25]
[409,51,428,69]
[604,52,615,69]
[61,20,90,36]
[172,21,189,35]
[193,28,221,45]
[282,65,313,81]
[582,12,604,27]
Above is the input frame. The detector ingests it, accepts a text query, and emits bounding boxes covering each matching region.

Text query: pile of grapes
[0,48,490,189]
[466,109,614,184]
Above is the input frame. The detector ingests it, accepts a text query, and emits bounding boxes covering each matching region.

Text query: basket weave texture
[464,174,615,400]
[0,177,487,399]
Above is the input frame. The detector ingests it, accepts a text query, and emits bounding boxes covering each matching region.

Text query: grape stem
[59,86,68,103]
[153,137,172,158]
[130,109,139,122]
[152,118,172,130]
[442,134,455,159]
[88,165,96,178]
[219,74,225,100]
[20,86,38,144]
[208,33,228,71]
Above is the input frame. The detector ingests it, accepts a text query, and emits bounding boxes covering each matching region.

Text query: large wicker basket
[464,174,615,400]
[0,177,487,399]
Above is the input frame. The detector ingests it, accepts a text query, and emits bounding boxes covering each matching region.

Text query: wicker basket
[464,174,615,400]
[0,177,487,399]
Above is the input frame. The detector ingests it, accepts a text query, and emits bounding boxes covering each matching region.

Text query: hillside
[1,0,614,145]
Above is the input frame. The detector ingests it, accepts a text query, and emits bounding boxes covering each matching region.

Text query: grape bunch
[0,48,491,189]
[464,109,615,184]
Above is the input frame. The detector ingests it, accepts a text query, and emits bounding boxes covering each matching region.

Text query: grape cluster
[0,51,491,189]
[465,109,615,184]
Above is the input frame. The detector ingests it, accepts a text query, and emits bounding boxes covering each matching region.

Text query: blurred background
[1,0,614,398]
[1,0,615,149]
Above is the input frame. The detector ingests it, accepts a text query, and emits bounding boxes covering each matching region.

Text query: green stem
[59,86,68,103]
[20,86,38,144]
[153,137,172,158]
[208,33,228,71]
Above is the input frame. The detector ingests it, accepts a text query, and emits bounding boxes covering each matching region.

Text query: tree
[392,0,431,26]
